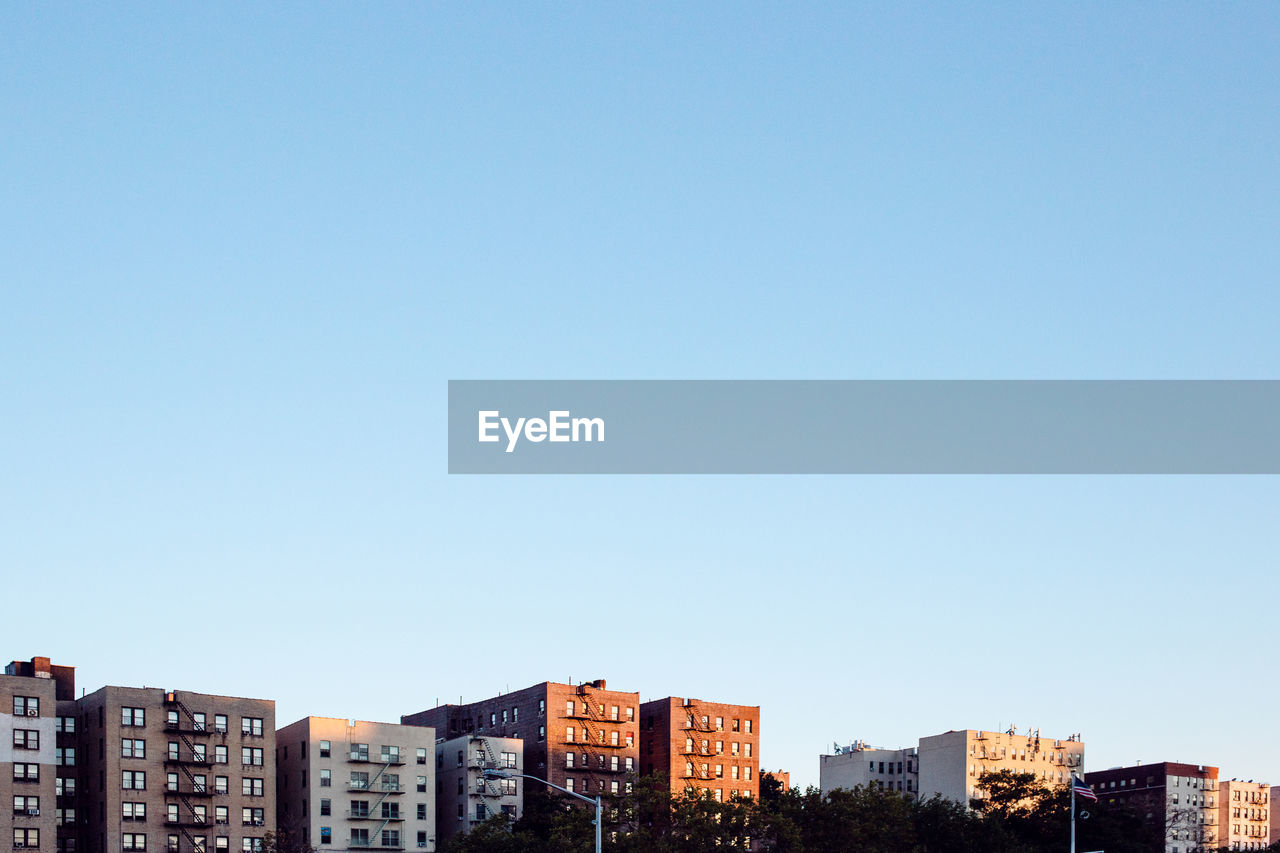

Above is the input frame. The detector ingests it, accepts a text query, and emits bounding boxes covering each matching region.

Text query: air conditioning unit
[28,809,40,816]
[27,709,38,717]
[417,844,428,849]
[254,820,264,826]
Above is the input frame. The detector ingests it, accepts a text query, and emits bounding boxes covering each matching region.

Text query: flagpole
[1070,774,1076,853]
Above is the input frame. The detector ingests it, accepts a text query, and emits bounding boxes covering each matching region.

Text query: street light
[481,768,602,853]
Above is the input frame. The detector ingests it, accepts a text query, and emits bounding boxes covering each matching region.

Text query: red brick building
[639,697,760,802]
[403,679,640,802]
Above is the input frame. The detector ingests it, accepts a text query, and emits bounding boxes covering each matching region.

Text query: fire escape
[163,693,216,853]
[468,736,514,824]
[347,741,405,849]
[679,700,715,792]
[568,686,627,799]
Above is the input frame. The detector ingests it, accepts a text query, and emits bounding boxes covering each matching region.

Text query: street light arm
[484,770,597,807]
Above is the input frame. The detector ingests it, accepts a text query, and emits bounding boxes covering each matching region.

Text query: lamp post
[481,769,602,853]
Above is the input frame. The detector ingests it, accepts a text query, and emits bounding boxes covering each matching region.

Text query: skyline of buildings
[4,656,1275,853]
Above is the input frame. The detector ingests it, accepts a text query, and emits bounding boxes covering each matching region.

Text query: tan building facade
[917,728,1084,805]
[276,716,436,852]
[434,735,521,844]
[404,680,640,805]
[1217,779,1270,852]
[819,742,918,797]
[638,697,760,802]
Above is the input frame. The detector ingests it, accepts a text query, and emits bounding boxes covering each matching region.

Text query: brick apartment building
[1085,761,1218,853]
[5,657,276,853]
[3,661,62,853]
[1217,779,1271,852]
[638,697,760,802]
[403,680,640,803]
[276,716,436,852]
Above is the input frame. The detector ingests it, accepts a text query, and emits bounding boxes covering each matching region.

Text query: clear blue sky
[3,3,1278,789]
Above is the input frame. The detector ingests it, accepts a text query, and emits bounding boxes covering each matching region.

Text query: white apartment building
[434,735,522,844]
[819,741,918,797]
[276,717,436,852]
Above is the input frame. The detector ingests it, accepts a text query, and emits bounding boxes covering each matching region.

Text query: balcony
[164,753,213,767]
[164,783,215,798]
[349,840,404,851]
[346,811,402,821]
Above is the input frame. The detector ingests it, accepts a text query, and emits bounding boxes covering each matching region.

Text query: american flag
[1072,775,1097,802]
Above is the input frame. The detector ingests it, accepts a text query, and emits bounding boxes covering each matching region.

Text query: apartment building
[3,666,59,853]
[276,717,436,852]
[1085,762,1218,853]
[819,741,918,797]
[76,685,276,853]
[434,735,521,844]
[638,698,760,802]
[917,728,1085,805]
[1271,786,1279,847]
[403,680,640,804]
[1217,779,1270,852]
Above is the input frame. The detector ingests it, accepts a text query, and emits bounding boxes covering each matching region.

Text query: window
[214,777,229,795]
[319,740,331,758]
[214,745,228,765]
[416,776,427,793]
[565,778,575,792]
[610,756,619,771]
[539,699,546,715]
[566,701,575,716]
[241,839,263,853]
[121,707,144,727]
[416,803,427,820]
[241,748,263,767]
[611,781,619,795]
[744,720,753,733]
[56,716,75,734]
[14,696,40,717]
[379,746,399,764]
[732,766,740,780]
[625,757,634,772]
[241,718,263,737]
[716,741,724,755]
[14,729,39,750]
[56,778,75,797]
[122,739,145,758]
[731,743,740,756]
[216,838,229,852]
[242,808,264,827]
[14,795,40,815]
[566,726,575,743]
[123,771,146,790]
[14,829,40,849]
[56,808,75,827]
[745,743,752,757]
[538,725,545,741]
[319,828,331,846]
[415,748,427,765]
[15,764,40,783]
[242,779,264,797]
[215,807,228,825]
[744,767,752,780]
[120,834,146,853]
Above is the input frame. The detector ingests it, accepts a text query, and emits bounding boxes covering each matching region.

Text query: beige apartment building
[404,680,640,804]
[3,668,59,853]
[638,697,760,802]
[819,741,919,797]
[917,728,1084,805]
[1217,779,1270,852]
[276,717,437,852]
[434,735,521,844]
